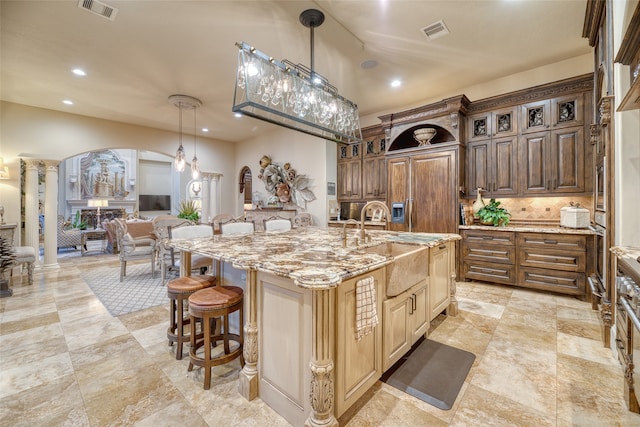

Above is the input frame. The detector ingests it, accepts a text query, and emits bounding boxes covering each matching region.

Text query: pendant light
[169,94,202,173]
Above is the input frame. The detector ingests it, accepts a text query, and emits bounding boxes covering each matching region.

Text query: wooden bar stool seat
[188,285,244,390]
[166,275,216,360]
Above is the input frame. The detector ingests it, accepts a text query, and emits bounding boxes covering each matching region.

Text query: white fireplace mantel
[68,200,137,216]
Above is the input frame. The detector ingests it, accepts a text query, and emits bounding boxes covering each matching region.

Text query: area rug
[79,261,167,316]
[381,338,475,410]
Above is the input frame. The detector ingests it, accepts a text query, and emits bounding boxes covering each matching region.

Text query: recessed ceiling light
[62,99,74,105]
[72,68,86,76]
[202,128,209,132]
[234,113,242,118]
[390,79,402,88]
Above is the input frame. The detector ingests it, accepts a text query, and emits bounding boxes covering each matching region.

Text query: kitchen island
[169,227,460,427]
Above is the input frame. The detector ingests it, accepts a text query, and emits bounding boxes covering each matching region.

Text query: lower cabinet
[382,280,429,372]
[429,242,452,321]
[460,229,591,297]
[335,268,384,417]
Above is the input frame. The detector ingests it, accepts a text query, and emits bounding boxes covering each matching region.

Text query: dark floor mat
[381,339,475,410]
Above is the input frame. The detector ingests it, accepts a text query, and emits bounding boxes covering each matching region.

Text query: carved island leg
[447,248,458,316]
[306,289,338,427]
[601,300,612,348]
[239,269,259,400]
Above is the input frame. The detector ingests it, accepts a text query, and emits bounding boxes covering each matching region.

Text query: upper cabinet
[467,106,518,142]
[337,142,362,200]
[362,129,387,200]
[615,2,640,111]
[465,74,593,198]
[520,93,585,134]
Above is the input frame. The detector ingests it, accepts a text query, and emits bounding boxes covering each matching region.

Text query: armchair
[114,218,156,282]
[152,215,191,283]
[57,215,82,251]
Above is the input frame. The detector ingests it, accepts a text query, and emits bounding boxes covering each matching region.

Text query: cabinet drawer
[517,233,586,251]
[461,230,515,246]
[462,260,516,285]
[517,247,586,272]
[462,243,515,264]
[517,267,584,295]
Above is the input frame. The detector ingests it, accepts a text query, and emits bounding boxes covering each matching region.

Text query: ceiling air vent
[77,0,118,21]
[420,20,449,41]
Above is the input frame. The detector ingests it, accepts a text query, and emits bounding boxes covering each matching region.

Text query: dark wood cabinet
[467,136,518,197]
[387,146,460,234]
[362,131,387,200]
[518,126,585,195]
[467,106,518,142]
[363,156,387,199]
[337,128,388,202]
[460,228,591,297]
[465,75,592,198]
[460,230,516,285]
[337,159,361,200]
[337,142,362,200]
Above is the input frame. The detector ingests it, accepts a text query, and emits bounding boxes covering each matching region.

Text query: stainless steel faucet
[340,219,360,247]
[360,201,391,242]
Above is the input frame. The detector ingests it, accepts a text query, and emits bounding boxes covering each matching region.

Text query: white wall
[234,126,331,226]
[0,101,236,226]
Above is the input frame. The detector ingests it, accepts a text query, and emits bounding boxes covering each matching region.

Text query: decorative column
[201,174,211,223]
[239,269,259,400]
[42,160,60,268]
[23,160,40,267]
[211,174,221,217]
[306,288,338,427]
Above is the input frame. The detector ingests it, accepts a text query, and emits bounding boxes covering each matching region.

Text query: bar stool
[166,275,216,360]
[188,285,244,390]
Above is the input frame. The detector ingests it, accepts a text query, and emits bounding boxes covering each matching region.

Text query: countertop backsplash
[463,196,593,226]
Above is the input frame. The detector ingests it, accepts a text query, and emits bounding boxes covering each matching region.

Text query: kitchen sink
[362,242,428,297]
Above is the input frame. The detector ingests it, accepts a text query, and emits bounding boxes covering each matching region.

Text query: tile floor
[2,252,640,426]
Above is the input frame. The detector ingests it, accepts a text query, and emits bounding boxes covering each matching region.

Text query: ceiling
[0,0,591,144]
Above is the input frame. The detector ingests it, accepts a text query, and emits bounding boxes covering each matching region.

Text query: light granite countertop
[459,224,595,235]
[168,227,460,289]
[611,246,640,282]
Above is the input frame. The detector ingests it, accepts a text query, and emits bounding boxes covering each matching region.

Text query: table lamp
[87,199,108,229]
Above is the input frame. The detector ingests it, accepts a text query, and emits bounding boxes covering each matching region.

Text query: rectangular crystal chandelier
[232,41,362,145]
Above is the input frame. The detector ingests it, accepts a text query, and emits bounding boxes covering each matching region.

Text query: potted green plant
[70,210,88,230]
[177,199,200,222]
[476,198,511,227]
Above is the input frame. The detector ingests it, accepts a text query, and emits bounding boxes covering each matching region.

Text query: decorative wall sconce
[128,178,136,188]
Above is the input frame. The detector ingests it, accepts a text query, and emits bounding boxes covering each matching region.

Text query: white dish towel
[356,276,378,341]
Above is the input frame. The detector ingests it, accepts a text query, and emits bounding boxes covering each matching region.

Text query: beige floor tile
[0,352,74,399]
[0,373,90,427]
[558,331,619,366]
[60,311,129,351]
[450,383,555,427]
[471,338,557,414]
